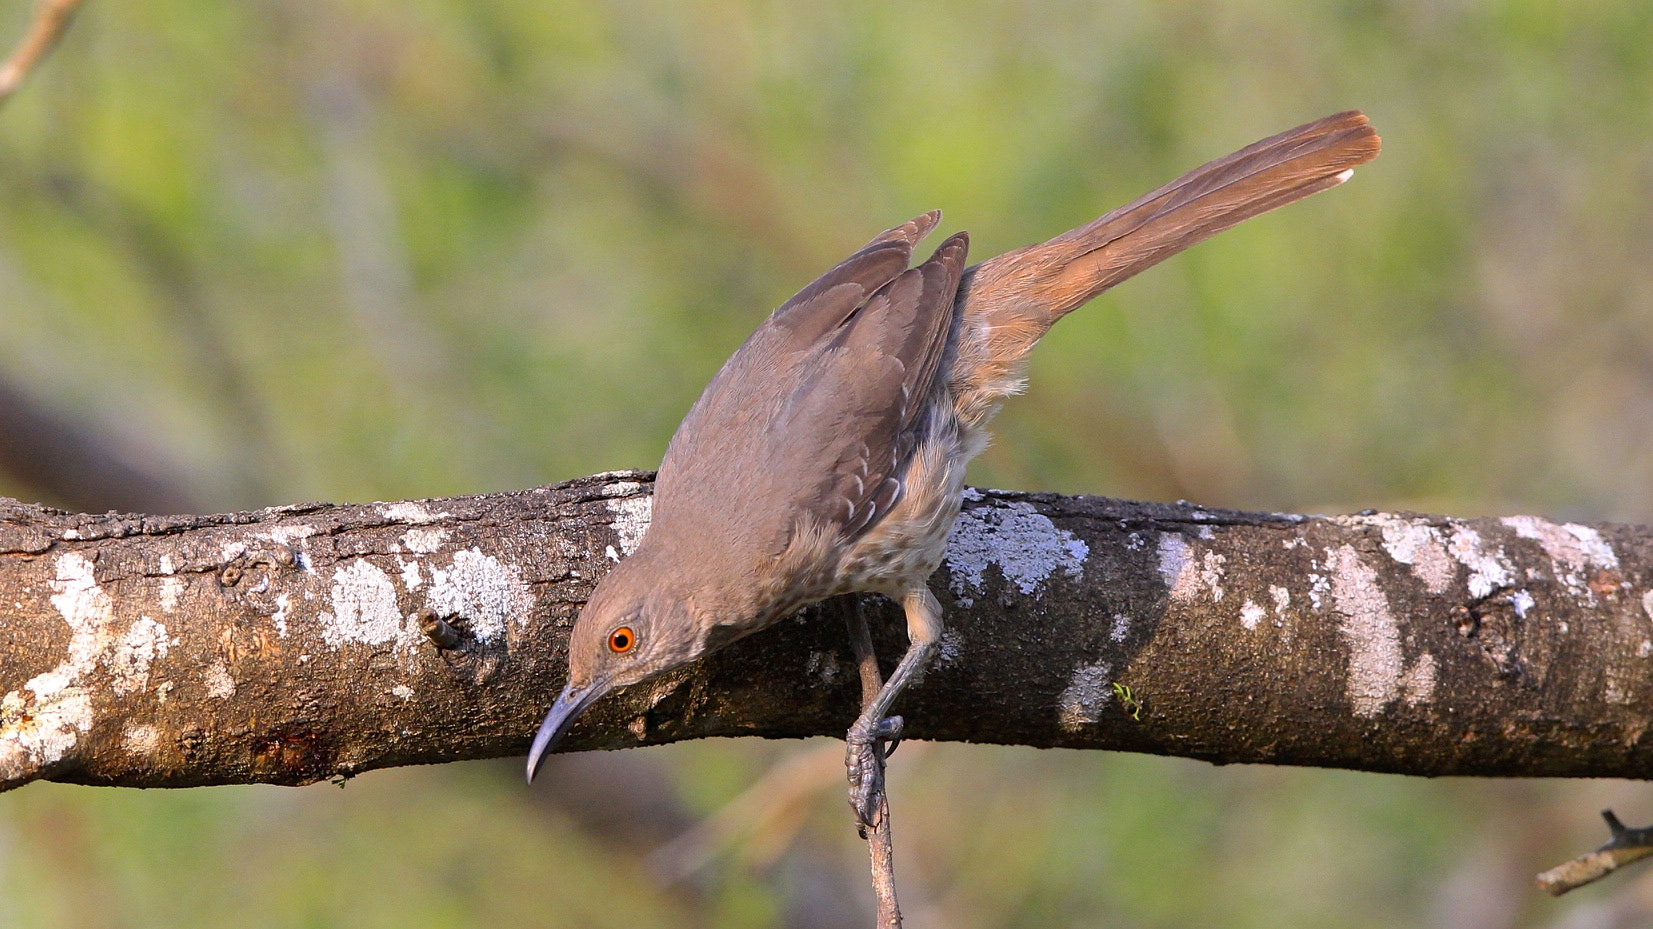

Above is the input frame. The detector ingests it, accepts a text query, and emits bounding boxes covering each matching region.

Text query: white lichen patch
[1240,600,1266,631]
[1643,590,1653,624]
[1329,545,1403,717]
[1201,552,1225,601]
[401,527,449,554]
[204,662,236,699]
[399,560,423,592]
[1510,589,1536,619]
[259,524,318,547]
[391,684,415,700]
[1057,660,1114,732]
[1447,526,1515,599]
[325,559,404,647]
[49,552,111,632]
[105,617,171,695]
[1158,534,1192,598]
[1373,517,1455,594]
[1,553,110,780]
[609,494,654,557]
[1270,585,1291,614]
[1501,516,1618,598]
[1401,653,1437,705]
[380,502,446,525]
[1110,613,1130,642]
[272,593,292,637]
[1158,534,1225,605]
[944,501,1088,607]
[426,548,530,643]
[159,576,184,613]
[122,723,161,756]
[934,628,965,667]
[1308,572,1330,611]
[1502,516,1619,570]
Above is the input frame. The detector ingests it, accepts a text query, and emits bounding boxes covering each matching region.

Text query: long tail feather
[950,111,1380,427]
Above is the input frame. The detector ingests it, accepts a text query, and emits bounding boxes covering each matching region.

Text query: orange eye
[608,626,637,653]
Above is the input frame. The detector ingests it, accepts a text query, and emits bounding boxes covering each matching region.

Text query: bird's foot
[845,714,904,836]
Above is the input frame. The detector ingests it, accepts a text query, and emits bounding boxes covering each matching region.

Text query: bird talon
[875,715,904,758]
[844,726,887,833]
[848,774,881,834]
[844,712,906,832]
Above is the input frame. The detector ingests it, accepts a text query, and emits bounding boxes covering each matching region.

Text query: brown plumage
[527,112,1381,821]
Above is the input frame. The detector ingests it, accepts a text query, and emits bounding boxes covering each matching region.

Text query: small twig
[415,608,461,649]
[844,600,904,929]
[0,0,85,107]
[1536,810,1653,896]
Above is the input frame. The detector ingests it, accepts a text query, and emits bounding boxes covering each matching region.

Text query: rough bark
[3,471,1651,792]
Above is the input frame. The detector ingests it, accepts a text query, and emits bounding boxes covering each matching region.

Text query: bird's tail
[948,110,1380,430]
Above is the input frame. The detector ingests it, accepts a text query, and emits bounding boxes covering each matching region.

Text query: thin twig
[844,599,903,929]
[1536,810,1653,896]
[0,0,85,107]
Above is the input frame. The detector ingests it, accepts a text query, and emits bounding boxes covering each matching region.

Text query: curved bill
[525,681,603,783]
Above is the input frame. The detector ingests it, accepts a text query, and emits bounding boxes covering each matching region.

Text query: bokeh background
[4,1,1653,927]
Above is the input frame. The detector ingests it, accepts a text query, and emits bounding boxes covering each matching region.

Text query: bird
[526,111,1380,825]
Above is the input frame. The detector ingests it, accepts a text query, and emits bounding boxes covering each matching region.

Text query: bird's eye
[608,626,637,653]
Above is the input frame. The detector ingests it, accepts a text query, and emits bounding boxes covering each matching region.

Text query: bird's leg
[843,600,904,926]
[846,587,941,832]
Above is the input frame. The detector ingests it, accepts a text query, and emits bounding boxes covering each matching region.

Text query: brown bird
[527,111,1380,823]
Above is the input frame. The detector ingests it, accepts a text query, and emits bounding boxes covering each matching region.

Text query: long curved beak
[525,681,603,783]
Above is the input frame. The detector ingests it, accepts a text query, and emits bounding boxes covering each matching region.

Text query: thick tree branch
[3,471,1653,792]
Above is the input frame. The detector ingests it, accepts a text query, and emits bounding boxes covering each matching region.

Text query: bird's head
[525,552,709,781]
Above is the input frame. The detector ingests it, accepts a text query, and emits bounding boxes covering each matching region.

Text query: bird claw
[875,715,904,758]
[845,714,904,835]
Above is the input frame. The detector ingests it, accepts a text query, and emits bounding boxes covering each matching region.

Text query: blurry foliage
[3,0,1653,927]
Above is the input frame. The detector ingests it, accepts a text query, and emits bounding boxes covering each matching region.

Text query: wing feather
[650,224,968,569]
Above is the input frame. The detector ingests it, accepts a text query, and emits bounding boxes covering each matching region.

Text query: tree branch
[4,471,1653,792]
[1536,810,1653,895]
[0,0,83,107]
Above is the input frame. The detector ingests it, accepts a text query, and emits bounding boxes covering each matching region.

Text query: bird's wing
[652,225,968,560]
[761,211,941,351]
[792,232,969,538]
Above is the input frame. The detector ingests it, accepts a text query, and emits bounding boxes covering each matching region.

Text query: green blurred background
[4,1,1653,926]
